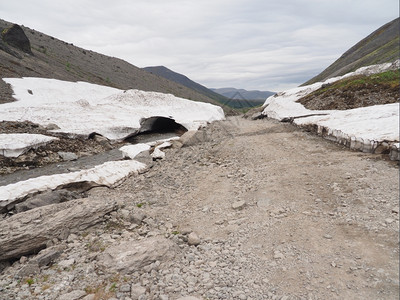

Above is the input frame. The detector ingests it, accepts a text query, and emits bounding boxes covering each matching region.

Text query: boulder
[14,189,81,213]
[97,237,178,274]
[179,130,208,147]
[0,198,117,261]
[58,151,78,161]
[1,24,32,54]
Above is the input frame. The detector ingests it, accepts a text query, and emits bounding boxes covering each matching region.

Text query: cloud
[1,0,398,91]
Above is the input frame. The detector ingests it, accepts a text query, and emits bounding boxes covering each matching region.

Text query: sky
[1,0,398,91]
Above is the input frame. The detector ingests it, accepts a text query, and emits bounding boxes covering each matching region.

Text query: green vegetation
[109,282,117,292]
[26,278,34,286]
[310,69,399,96]
[1,27,9,36]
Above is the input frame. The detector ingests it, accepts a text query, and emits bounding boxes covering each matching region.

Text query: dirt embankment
[298,71,399,110]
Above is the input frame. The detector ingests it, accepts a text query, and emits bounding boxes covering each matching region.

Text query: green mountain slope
[303,18,399,85]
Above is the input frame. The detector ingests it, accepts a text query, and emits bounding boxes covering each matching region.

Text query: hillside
[303,17,400,85]
[143,66,229,104]
[211,87,275,101]
[0,19,225,110]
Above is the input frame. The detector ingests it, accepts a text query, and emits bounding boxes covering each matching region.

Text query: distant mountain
[211,88,275,101]
[304,17,400,85]
[143,66,263,110]
[142,66,229,104]
[0,19,227,111]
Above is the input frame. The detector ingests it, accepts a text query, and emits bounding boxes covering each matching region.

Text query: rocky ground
[0,121,122,175]
[0,116,399,300]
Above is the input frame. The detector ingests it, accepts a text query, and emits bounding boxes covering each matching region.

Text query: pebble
[232,200,246,210]
[385,218,394,224]
[187,232,201,246]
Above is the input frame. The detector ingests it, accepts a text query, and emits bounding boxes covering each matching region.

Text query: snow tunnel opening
[125,116,187,143]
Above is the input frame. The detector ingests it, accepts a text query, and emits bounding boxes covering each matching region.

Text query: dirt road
[1,116,398,300]
[90,116,399,299]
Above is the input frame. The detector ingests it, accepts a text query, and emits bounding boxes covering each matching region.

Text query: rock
[16,262,40,277]
[58,258,75,269]
[323,234,333,239]
[232,200,246,210]
[392,207,399,214]
[58,290,86,300]
[45,123,61,130]
[14,189,81,213]
[119,283,131,293]
[251,112,265,120]
[187,232,201,246]
[67,233,79,243]
[130,211,146,225]
[58,151,78,161]
[82,295,96,300]
[1,24,32,54]
[273,251,284,260]
[32,245,64,267]
[0,198,117,261]
[385,218,394,224]
[131,284,146,299]
[92,134,112,149]
[176,297,202,300]
[0,35,21,58]
[179,130,208,147]
[98,237,178,274]
[0,261,10,273]
[151,148,166,160]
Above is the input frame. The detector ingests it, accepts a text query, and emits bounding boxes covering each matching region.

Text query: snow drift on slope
[1,78,225,140]
[0,133,57,157]
[0,160,147,212]
[262,60,399,155]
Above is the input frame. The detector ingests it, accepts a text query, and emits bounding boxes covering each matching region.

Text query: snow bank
[0,160,146,212]
[262,61,399,156]
[0,133,58,157]
[1,78,225,140]
[0,136,182,209]
[120,144,151,159]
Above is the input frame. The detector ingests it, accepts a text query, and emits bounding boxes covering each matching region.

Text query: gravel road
[1,116,398,300]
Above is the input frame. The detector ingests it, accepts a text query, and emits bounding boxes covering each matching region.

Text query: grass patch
[311,69,399,96]
[26,278,34,286]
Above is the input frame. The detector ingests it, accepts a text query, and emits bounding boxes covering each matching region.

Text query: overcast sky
[1,1,398,91]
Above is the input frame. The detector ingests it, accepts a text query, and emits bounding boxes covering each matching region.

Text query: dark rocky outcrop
[1,24,32,55]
